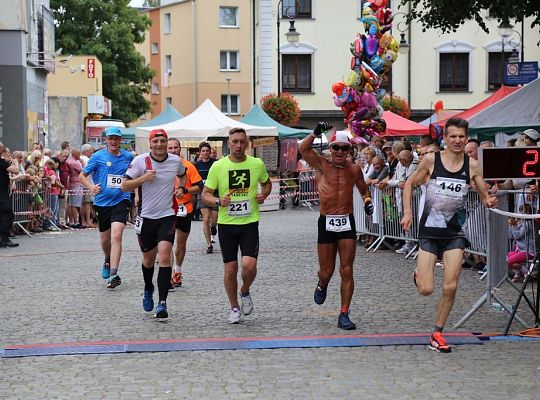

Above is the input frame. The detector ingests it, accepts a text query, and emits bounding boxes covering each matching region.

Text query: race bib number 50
[325,215,351,232]
[107,174,123,189]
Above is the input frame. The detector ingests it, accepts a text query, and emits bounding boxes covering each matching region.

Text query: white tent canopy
[136,99,278,153]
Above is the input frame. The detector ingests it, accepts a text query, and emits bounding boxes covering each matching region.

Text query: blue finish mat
[1,333,485,358]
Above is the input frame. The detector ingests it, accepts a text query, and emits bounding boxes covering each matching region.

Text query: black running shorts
[175,212,193,233]
[418,237,469,258]
[317,213,356,244]
[218,222,259,263]
[94,200,131,232]
[137,215,176,253]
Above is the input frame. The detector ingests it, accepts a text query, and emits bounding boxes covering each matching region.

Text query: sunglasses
[331,144,352,152]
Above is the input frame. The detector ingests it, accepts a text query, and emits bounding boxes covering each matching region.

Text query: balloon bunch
[331,0,400,143]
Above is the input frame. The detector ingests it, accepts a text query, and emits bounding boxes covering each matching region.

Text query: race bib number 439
[325,215,351,232]
[435,177,468,199]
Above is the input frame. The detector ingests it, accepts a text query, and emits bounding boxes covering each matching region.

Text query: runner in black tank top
[400,118,498,353]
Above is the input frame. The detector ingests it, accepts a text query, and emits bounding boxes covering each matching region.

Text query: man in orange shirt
[167,138,203,288]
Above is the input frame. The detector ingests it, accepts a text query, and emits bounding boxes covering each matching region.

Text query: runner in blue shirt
[80,127,133,289]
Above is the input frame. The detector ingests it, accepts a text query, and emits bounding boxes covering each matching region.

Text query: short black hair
[444,117,469,135]
[199,142,211,151]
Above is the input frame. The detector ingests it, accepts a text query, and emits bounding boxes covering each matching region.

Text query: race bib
[435,177,468,199]
[326,215,351,232]
[176,203,187,217]
[228,200,251,216]
[134,215,143,234]
[107,174,123,189]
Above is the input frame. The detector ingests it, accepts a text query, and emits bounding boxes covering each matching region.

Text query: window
[164,13,171,33]
[166,97,172,106]
[151,42,158,54]
[152,82,159,94]
[282,54,311,92]
[282,0,311,18]
[220,51,239,70]
[439,53,469,92]
[220,7,238,27]
[488,51,514,90]
[221,95,239,115]
[165,55,172,74]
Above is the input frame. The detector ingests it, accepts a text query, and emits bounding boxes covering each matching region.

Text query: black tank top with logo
[418,152,470,239]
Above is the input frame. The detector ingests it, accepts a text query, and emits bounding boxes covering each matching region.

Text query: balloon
[378,31,392,54]
[369,0,388,11]
[351,56,361,72]
[369,55,385,73]
[434,100,444,112]
[388,36,400,53]
[374,88,386,102]
[351,34,364,57]
[381,49,397,66]
[346,70,364,90]
[364,27,379,58]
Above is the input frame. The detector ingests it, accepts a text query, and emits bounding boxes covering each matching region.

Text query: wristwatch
[215,198,221,207]
[178,186,188,195]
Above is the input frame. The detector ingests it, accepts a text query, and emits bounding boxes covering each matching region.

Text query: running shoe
[314,282,327,305]
[168,281,175,292]
[207,245,213,254]
[240,292,253,315]
[337,312,356,330]
[172,272,183,287]
[428,332,451,353]
[228,308,242,324]
[101,262,110,279]
[211,235,216,243]
[142,290,154,312]
[106,274,121,289]
[154,302,168,319]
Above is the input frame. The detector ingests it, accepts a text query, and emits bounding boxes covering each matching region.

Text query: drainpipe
[192,0,197,109]
[252,0,256,104]
[407,1,411,109]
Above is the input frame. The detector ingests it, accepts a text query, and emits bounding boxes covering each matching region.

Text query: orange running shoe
[172,271,183,287]
[428,332,451,353]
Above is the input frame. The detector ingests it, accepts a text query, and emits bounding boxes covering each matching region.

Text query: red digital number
[523,149,539,177]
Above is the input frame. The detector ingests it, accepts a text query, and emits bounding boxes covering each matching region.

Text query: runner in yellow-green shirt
[202,127,272,324]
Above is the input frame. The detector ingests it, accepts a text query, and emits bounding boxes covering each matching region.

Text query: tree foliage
[401,0,540,33]
[143,0,160,7]
[51,0,154,123]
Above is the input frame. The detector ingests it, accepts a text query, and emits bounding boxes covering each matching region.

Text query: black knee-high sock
[157,266,172,302]
[142,264,155,292]
[211,225,217,236]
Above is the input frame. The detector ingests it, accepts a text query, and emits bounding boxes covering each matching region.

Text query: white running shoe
[211,235,216,243]
[240,293,253,315]
[228,308,242,324]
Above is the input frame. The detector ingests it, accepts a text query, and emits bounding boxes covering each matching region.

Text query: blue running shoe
[314,282,327,305]
[106,274,121,289]
[143,290,154,312]
[101,262,110,279]
[337,312,356,330]
[154,302,168,319]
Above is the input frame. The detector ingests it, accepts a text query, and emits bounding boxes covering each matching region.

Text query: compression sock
[157,267,172,302]
[142,264,155,292]
[211,225,217,236]
[434,325,443,333]
[340,307,349,314]
[110,268,118,276]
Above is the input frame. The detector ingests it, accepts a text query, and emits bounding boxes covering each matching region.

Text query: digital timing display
[480,147,540,180]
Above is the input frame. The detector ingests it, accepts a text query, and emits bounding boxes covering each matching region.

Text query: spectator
[0,141,20,247]
[508,206,536,283]
[80,144,96,228]
[66,148,84,228]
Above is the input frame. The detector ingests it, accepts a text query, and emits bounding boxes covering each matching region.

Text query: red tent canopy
[433,85,519,129]
[380,110,429,137]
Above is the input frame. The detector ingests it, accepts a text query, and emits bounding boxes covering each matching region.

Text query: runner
[80,127,133,288]
[195,142,218,253]
[201,128,272,324]
[401,117,498,353]
[299,123,374,330]
[121,129,186,320]
[167,137,203,288]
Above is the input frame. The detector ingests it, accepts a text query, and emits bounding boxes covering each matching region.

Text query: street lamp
[225,78,231,116]
[498,21,514,86]
[277,0,301,96]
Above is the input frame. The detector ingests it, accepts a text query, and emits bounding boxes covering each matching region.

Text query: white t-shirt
[126,152,184,219]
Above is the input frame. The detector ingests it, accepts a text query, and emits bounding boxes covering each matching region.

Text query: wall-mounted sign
[504,61,538,85]
[87,58,95,79]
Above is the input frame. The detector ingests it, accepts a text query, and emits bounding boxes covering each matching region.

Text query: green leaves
[51,0,154,123]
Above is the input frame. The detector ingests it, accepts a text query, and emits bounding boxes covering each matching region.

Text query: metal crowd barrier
[353,186,489,258]
[297,170,319,209]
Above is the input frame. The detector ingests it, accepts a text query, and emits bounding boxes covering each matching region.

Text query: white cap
[523,128,540,142]
[329,131,351,146]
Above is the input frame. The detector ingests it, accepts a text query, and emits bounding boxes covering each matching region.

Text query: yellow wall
[47,56,103,97]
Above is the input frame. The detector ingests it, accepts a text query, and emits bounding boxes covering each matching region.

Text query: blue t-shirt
[83,148,133,207]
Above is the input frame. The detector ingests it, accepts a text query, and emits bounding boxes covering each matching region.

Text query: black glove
[364,199,374,216]
[314,122,332,137]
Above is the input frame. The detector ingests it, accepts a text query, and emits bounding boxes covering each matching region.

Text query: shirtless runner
[299,123,374,330]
